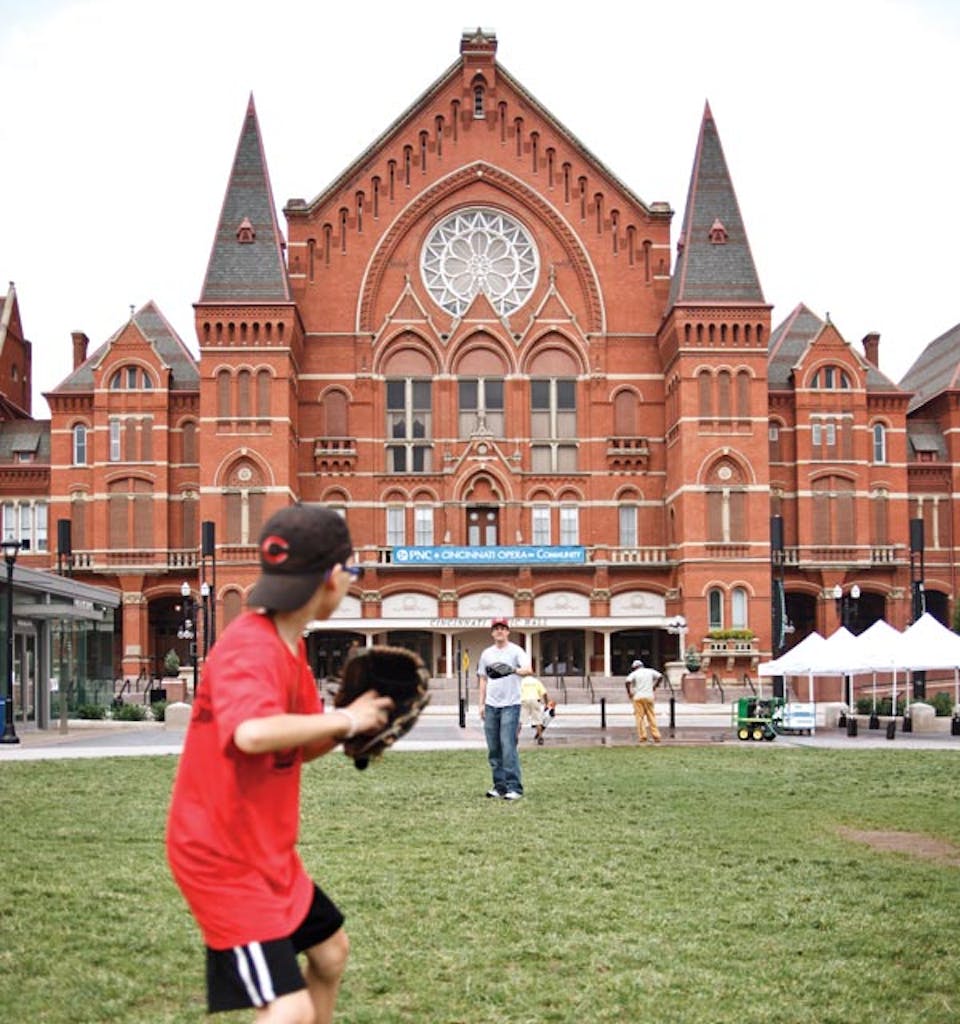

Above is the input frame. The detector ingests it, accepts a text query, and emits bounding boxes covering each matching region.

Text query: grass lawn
[1,746,959,1023]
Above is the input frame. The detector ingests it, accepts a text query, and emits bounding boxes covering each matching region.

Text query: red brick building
[4,30,959,702]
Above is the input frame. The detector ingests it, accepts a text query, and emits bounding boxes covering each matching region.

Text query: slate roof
[899,322,960,414]
[667,103,764,308]
[767,303,900,392]
[199,95,291,304]
[52,301,198,392]
[0,418,50,461]
[907,420,947,458]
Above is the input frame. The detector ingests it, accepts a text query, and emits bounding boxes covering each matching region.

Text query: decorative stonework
[421,208,539,317]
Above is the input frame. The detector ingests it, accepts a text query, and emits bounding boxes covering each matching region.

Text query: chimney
[71,331,89,370]
[862,332,880,368]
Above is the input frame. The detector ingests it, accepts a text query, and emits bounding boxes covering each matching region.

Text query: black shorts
[205,884,345,1014]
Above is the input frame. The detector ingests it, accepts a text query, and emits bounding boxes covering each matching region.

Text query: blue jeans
[483,703,522,795]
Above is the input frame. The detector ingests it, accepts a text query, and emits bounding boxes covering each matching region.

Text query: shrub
[112,703,147,722]
[163,648,181,677]
[76,704,107,720]
[929,691,955,717]
[856,696,874,715]
[150,700,168,722]
[706,629,755,641]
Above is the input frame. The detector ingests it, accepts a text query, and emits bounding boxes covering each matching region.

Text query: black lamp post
[833,583,860,631]
[1,539,21,744]
[178,581,198,698]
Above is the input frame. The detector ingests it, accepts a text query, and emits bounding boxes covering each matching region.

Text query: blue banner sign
[393,545,587,565]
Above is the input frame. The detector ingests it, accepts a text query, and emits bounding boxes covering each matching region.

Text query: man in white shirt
[625,658,663,743]
[477,618,532,799]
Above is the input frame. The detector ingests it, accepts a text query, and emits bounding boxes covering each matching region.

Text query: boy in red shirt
[167,505,392,1022]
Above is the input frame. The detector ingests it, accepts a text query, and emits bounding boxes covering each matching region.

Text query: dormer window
[473,84,485,119]
[708,218,728,244]
[237,216,256,243]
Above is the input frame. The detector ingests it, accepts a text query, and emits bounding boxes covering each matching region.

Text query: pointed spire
[200,94,291,303]
[668,102,764,307]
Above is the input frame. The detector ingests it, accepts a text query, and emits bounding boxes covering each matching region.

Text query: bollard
[600,696,607,730]
[846,716,858,737]
[458,697,466,729]
[868,713,880,730]
[885,719,897,740]
[902,715,913,734]
[669,696,676,732]
[951,715,960,737]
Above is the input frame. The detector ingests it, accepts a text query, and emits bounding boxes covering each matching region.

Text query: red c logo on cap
[261,535,290,565]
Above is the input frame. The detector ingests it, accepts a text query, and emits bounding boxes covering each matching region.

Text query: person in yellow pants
[520,675,549,744]
[625,658,662,743]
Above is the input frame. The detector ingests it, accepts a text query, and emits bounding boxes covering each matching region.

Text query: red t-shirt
[166,611,321,949]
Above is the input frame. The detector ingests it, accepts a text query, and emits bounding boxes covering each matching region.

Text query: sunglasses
[324,561,364,582]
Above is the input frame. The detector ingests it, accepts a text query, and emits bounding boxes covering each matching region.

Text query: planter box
[681,673,707,703]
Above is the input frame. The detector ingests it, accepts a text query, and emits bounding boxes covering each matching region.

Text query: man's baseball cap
[631,659,644,668]
[248,504,353,613]
[491,617,510,629]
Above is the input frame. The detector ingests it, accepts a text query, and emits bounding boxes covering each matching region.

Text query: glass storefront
[0,564,120,728]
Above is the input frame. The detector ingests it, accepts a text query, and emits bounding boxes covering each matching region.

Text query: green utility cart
[733,695,817,740]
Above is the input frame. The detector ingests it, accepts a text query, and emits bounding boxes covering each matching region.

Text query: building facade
[4,30,960,702]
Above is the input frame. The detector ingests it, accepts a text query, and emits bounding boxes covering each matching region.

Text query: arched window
[811,365,852,389]
[216,370,231,418]
[708,589,723,631]
[109,365,153,389]
[182,420,197,464]
[768,421,781,464]
[473,84,485,118]
[698,370,713,420]
[256,369,271,419]
[73,424,87,465]
[731,587,748,629]
[223,590,243,628]
[872,423,887,464]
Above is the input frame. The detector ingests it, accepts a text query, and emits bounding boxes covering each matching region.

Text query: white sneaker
[485,789,504,799]
[503,791,523,801]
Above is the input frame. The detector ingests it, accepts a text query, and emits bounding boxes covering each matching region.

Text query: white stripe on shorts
[233,942,276,1008]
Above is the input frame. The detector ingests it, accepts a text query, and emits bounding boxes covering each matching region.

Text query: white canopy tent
[851,619,906,713]
[759,614,960,714]
[901,613,960,710]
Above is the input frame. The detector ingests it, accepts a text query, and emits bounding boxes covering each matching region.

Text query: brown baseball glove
[333,646,431,769]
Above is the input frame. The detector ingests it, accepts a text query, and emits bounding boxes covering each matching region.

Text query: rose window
[421,208,539,317]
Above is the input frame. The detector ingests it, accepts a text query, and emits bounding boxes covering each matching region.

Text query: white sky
[1,0,958,417]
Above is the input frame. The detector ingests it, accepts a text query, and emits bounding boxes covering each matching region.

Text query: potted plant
[684,646,702,672]
[163,648,181,678]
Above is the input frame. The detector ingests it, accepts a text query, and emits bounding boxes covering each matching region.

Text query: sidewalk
[1,702,958,761]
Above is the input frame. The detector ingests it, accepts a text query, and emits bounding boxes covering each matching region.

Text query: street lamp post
[178,582,198,698]
[1,539,21,744]
[833,583,861,631]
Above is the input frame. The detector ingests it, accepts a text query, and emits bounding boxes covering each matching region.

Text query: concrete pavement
[1,702,958,761]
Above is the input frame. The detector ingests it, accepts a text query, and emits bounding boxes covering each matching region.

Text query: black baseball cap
[248,504,353,612]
